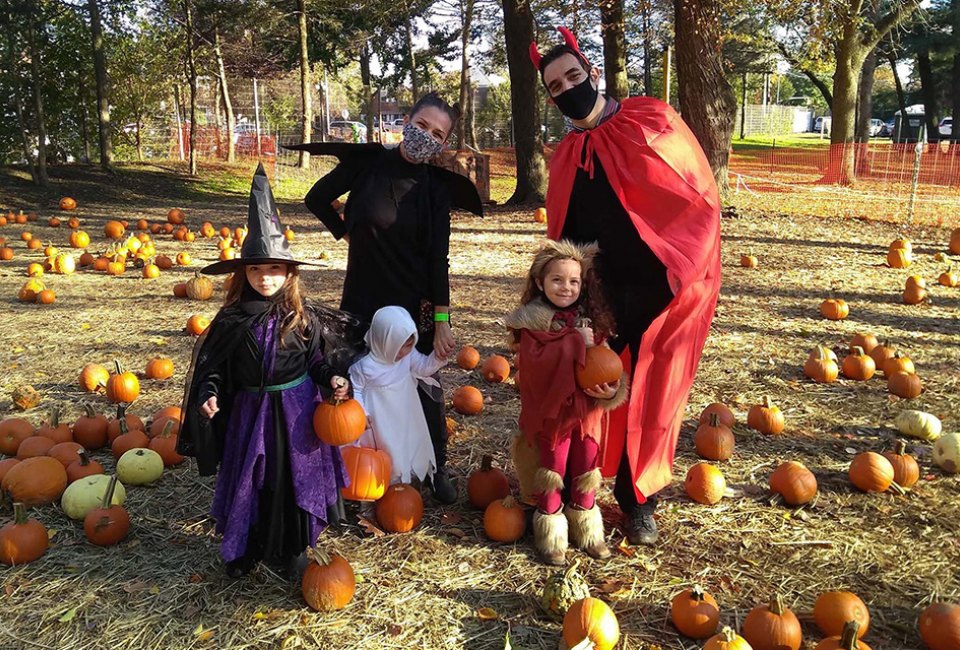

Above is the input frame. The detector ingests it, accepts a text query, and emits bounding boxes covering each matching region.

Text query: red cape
[546,96,721,501]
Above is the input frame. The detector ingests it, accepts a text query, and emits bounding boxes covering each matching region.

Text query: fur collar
[504,298,569,333]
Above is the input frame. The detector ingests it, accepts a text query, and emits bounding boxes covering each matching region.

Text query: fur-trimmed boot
[533,509,568,566]
[564,503,610,560]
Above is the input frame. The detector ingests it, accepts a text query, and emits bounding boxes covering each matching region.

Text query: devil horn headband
[529,26,588,70]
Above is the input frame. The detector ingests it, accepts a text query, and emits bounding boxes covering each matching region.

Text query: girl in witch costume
[348,306,448,485]
[177,164,360,578]
[293,92,483,505]
[523,28,722,547]
[504,240,628,565]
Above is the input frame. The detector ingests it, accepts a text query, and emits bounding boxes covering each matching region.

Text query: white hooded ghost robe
[348,306,445,484]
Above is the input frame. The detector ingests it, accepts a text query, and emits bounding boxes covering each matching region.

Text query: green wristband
[433,312,450,322]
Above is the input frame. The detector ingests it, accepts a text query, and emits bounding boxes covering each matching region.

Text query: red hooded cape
[546,96,721,502]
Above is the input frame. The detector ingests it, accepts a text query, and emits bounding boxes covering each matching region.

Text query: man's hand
[200,396,219,419]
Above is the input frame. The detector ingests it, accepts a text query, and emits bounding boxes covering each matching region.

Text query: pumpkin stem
[83,402,97,418]
[839,620,861,650]
[770,593,785,615]
[160,420,174,439]
[101,475,119,509]
[691,585,707,602]
[894,440,907,456]
[118,418,129,436]
[719,627,737,642]
[480,455,494,472]
[563,558,582,583]
[49,405,61,428]
[762,395,772,409]
[12,502,27,525]
[888,480,906,495]
[114,359,123,375]
[78,449,90,466]
[708,412,720,428]
[850,346,865,357]
[502,495,516,508]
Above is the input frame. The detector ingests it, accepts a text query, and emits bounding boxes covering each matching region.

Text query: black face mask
[552,76,599,120]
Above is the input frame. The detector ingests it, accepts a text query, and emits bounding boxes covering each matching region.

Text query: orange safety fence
[728,142,960,227]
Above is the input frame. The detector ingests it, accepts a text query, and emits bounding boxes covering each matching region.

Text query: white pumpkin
[894,410,942,442]
[117,448,164,485]
[933,433,960,474]
[61,474,127,520]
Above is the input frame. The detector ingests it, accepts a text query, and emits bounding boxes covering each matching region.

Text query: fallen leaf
[441,512,462,526]
[47,529,57,539]
[446,527,467,539]
[596,579,626,595]
[193,624,214,641]
[357,516,385,537]
[3,585,13,597]
[476,607,498,621]
[149,585,160,595]
[188,573,204,583]
[616,537,636,558]
[387,623,402,636]
[122,581,151,594]
[59,607,78,623]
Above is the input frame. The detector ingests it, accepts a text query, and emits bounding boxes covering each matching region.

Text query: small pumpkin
[819,298,849,320]
[16,436,55,459]
[480,355,511,383]
[0,458,20,484]
[562,597,620,650]
[0,418,35,456]
[894,409,941,441]
[841,346,875,381]
[804,346,839,383]
[111,423,150,460]
[78,363,109,394]
[142,263,160,279]
[0,247,13,261]
[116,448,164,485]
[918,602,960,650]
[484,495,526,543]
[375,483,424,533]
[576,345,623,390]
[36,406,72,443]
[144,356,174,380]
[59,197,77,211]
[107,405,145,442]
[684,463,726,505]
[456,345,481,370]
[48,441,84,468]
[185,272,214,300]
[534,207,547,223]
[541,559,590,621]
[301,548,355,612]
[104,220,126,239]
[155,254,173,270]
[705,627,754,650]
[467,455,510,509]
[61,473,126,520]
[882,352,915,378]
[903,283,927,305]
[932,432,960,474]
[887,370,922,399]
[186,314,210,336]
[66,450,105,483]
[747,396,785,434]
[671,586,720,639]
[742,593,801,650]
[814,621,871,650]
[1,456,68,505]
[83,475,130,546]
[769,460,818,506]
[881,441,919,488]
[340,446,391,501]
[814,592,870,638]
[167,208,186,224]
[313,395,367,446]
[694,413,735,461]
[0,503,49,566]
[175,251,191,266]
[148,420,185,466]
[868,341,896,371]
[173,282,188,298]
[106,360,140,403]
[886,247,912,269]
[938,265,959,287]
[452,386,484,415]
[699,403,735,428]
[740,254,758,268]
[18,278,45,302]
[849,451,896,493]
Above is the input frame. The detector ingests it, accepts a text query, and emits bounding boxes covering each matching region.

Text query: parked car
[868,118,884,137]
[813,116,831,133]
[939,117,952,137]
[879,119,896,137]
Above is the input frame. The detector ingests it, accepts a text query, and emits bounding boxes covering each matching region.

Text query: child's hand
[331,376,350,400]
[200,396,219,418]
[577,326,595,348]
[583,380,619,400]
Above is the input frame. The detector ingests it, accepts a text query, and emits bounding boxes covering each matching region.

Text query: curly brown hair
[223,265,308,346]
[519,239,616,340]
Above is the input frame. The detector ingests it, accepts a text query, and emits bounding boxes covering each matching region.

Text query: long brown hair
[520,240,615,339]
[223,265,308,345]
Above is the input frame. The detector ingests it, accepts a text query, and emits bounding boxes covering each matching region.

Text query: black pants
[416,321,448,470]
[604,268,673,515]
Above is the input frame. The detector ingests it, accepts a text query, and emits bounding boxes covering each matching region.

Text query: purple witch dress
[202,308,348,565]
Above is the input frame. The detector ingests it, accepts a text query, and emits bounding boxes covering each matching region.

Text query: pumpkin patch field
[1,163,959,650]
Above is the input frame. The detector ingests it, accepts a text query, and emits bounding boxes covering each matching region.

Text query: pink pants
[538,430,600,514]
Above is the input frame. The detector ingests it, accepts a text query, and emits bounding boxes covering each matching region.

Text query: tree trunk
[600,0,628,101]
[213,27,235,163]
[457,0,475,149]
[185,0,198,176]
[136,121,143,162]
[360,42,375,142]
[405,17,419,101]
[917,49,939,141]
[297,0,312,168]
[674,0,736,197]
[826,33,861,184]
[87,0,112,171]
[27,2,48,186]
[501,0,546,204]
[641,0,652,96]
[888,50,908,121]
[739,72,747,139]
[77,74,90,163]
[4,12,38,183]
[855,46,877,143]
[465,79,477,148]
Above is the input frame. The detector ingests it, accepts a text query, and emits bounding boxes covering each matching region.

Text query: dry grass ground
[0,160,958,650]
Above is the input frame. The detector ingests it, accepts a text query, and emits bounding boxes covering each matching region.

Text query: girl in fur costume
[504,239,628,565]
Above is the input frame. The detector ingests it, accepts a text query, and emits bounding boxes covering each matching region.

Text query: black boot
[224,555,255,578]
[429,467,457,505]
[624,496,659,546]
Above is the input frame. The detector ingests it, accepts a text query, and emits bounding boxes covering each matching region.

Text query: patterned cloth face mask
[401,122,445,162]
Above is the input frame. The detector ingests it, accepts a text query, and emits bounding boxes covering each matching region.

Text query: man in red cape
[530,27,721,545]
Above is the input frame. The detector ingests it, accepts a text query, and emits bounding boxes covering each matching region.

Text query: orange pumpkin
[111,425,150,460]
[0,418,35,456]
[868,342,896,372]
[742,593,802,650]
[670,586,720,639]
[575,345,623,390]
[0,458,20,484]
[699,403,735,428]
[684,463,726,505]
[887,370,922,398]
[312,396,367,446]
[0,247,13,261]
[562,597,620,650]
[142,263,160,279]
[1,456,68,505]
[167,208,186,224]
[814,621,871,650]
[903,283,927,305]
[173,282,188,298]
[484,495,526,542]
[452,386,484,415]
[747,396,785,434]
[106,360,140,403]
[48,442,84,468]
[107,405,145,443]
[16,436,55,459]
[814,591,870,638]
[69,230,90,248]
[480,355,511,383]
[886,247,912,269]
[467,455,510,509]
[66,450,105,483]
[848,452,895,493]
[175,251,191,266]
[36,407,72,443]
[841,346,875,381]
[769,460,818,506]
[938,266,959,287]
[148,421,184,467]
[456,345,481,370]
[704,627,753,650]
[83,475,130,546]
[340,446,391,501]
[0,502,49,566]
[919,602,960,650]
[104,220,125,239]
[882,441,920,488]
[804,346,839,383]
[301,549,355,612]
[882,352,915,378]
[144,356,174,380]
[534,207,547,223]
[740,254,758,268]
[819,298,849,320]
[693,413,735,461]
[375,483,424,533]
[59,197,77,211]
[186,315,210,336]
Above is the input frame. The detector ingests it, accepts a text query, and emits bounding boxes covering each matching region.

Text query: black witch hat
[202,163,313,275]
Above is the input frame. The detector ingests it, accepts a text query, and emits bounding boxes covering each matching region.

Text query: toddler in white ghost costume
[348,306,447,484]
